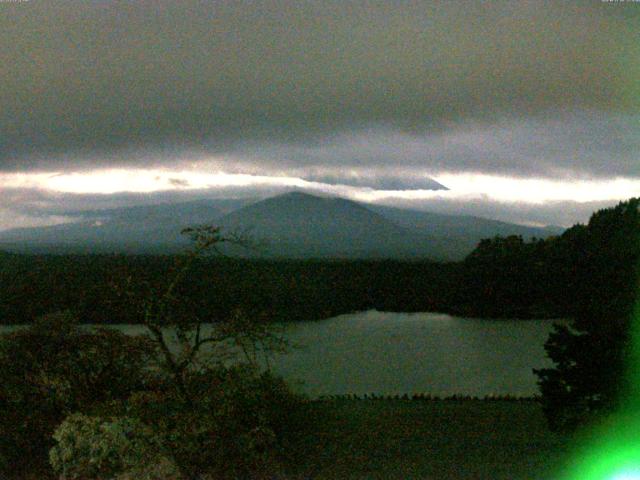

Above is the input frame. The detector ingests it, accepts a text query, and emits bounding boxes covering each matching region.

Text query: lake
[267,310,558,398]
[2,310,559,398]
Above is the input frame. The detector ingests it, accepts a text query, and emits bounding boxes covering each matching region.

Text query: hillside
[0,199,247,254]
[0,192,562,260]
[218,192,431,258]
[368,204,563,258]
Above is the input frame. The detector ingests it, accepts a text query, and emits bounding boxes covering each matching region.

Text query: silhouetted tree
[100,226,298,480]
[535,198,640,431]
[458,234,555,317]
[0,311,154,478]
[113,226,287,400]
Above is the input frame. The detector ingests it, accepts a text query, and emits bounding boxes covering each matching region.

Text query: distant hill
[218,191,428,258]
[0,199,249,254]
[367,204,563,259]
[0,192,562,259]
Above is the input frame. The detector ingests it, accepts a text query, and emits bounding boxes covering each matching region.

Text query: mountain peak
[0,191,562,259]
[273,190,333,201]
[278,190,320,199]
[303,174,448,191]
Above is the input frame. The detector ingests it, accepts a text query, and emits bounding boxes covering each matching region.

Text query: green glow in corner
[611,472,640,480]
[561,411,640,479]
[561,299,640,480]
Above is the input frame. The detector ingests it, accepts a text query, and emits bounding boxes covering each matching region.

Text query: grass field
[285,399,570,480]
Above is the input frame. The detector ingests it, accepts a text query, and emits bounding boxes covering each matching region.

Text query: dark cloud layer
[0,0,637,174]
[224,110,640,180]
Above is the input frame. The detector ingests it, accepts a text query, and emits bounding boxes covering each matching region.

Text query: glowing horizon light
[0,168,639,206]
[432,173,640,204]
[40,169,310,194]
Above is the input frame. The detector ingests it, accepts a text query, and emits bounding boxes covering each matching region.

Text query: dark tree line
[2,199,640,435]
[0,249,576,327]
[450,198,640,429]
[535,198,640,430]
[0,255,462,325]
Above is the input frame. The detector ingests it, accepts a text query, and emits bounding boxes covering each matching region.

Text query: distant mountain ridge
[366,204,562,258]
[0,199,250,254]
[0,192,563,260]
[218,192,426,258]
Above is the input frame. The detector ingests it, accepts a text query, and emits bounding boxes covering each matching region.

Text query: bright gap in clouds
[430,173,640,204]
[1,169,639,204]
[26,170,309,194]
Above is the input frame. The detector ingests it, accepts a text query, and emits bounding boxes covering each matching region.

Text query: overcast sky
[0,0,639,229]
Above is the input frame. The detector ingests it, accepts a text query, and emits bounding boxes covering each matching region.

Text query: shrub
[123,364,304,480]
[49,413,176,480]
[0,311,155,477]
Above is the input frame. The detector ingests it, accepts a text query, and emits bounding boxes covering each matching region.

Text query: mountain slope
[218,192,430,258]
[0,192,563,259]
[0,199,248,254]
[217,192,562,259]
[367,204,563,257]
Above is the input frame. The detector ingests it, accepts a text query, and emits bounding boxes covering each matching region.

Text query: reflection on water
[1,310,559,398]
[268,310,558,398]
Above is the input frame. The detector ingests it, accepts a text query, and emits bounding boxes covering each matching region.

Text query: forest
[1,198,639,479]
[0,200,630,325]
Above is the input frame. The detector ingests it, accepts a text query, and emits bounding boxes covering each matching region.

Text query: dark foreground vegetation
[1,199,636,324]
[1,198,639,478]
[286,398,568,480]
[2,316,295,480]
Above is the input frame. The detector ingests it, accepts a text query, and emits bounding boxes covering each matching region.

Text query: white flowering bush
[49,413,178,480]
[0,312,155,478]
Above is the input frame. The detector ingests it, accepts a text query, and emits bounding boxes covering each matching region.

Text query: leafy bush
[49,413,177,480]
[47,364,303,480]
[0,311,155,477]
[122,364,303,480]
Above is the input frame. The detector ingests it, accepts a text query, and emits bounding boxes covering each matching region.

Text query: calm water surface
[3,310,559,398]
[268,310,558,398]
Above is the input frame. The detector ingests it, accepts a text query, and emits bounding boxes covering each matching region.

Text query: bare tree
[117,225,287,401]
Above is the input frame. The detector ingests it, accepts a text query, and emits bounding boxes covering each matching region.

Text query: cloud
[223,110,640,180]
[371,196,620,229]
[168,178,190,188]
[2,166,639,231]
[0,1,637,230]
[0,187,75,230]
[304,172,447,191]
[0,208,75,231]
[0,1,637,174]
[0,183,623,232]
